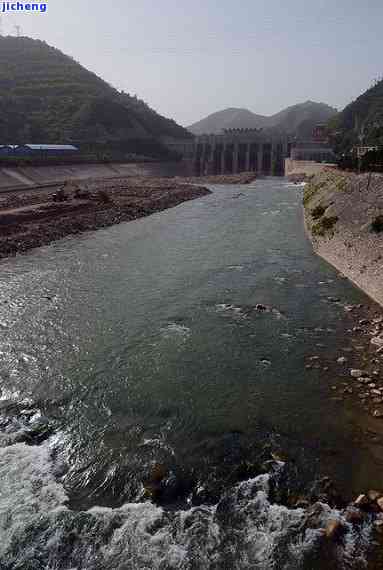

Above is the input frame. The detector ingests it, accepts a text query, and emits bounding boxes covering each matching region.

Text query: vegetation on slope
[329,77,383,153]
[0,36,192,157]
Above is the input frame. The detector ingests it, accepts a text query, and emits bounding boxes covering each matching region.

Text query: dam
[165,129,292,175]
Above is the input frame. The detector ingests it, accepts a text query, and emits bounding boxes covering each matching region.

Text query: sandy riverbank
[0,176,211,259]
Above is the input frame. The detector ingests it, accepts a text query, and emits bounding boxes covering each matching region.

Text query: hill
[0,36,192,158]
[329,78,383,153]
[188,101,337,136]
[267,100,337,137]
[188,108,269,135]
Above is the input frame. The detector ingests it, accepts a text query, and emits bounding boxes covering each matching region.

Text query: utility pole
[14,25,21,37]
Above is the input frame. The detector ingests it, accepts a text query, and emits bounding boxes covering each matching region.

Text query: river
[0,178,381,569]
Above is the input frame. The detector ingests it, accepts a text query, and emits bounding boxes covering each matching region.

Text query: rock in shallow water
[354,494,370,508]
[350,369,366,378]
[324,519,345,540]
[371,336,383,347]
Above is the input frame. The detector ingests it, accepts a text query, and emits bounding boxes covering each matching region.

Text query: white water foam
[160,323,191,340]
[0,441,69,557]
[0,438,373,569]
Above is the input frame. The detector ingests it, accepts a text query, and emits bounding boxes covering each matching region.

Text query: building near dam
[0,144,79,157]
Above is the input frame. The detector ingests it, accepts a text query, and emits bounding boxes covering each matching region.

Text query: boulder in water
[344,508,365,525]
[324,519,345,540]
[354,494,370,508]
[368,490,382,502]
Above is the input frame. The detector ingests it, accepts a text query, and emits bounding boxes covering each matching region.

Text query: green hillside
[329,78,383,152]
[0,36,192,157]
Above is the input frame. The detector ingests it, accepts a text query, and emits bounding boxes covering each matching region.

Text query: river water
[0,178,382,568]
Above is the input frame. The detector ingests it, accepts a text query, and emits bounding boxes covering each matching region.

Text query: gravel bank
[0,177,211,259]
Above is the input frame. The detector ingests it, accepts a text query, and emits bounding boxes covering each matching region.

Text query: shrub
[335,177,348,192]
[311,204,326,219]
[371,215,383,233]
[312,216,338,237]
[303,183,319,205]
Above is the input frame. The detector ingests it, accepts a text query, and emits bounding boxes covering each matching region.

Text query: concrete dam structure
[165,129,291,176]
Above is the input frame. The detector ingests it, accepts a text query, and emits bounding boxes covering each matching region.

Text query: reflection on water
[0,178,381,568]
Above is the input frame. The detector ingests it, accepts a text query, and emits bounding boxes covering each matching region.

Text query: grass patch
[303,183,321,205]
[335,178,348,192]
[312,216,338,237]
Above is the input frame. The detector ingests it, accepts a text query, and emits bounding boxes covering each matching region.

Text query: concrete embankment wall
[303,170,383,306]
[0,160,195,192]
[0,163,147,192]
[285,158,336,178]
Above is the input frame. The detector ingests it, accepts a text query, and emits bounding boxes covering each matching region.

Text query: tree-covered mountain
[266,100,337,137]
[0,36,192,157]
[328,78,383,153]
[188,101,337,137]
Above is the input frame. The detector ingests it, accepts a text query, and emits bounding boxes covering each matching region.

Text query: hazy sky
[2,0,383,126]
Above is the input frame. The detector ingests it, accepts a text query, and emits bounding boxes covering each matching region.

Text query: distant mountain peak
[188,101,337,136]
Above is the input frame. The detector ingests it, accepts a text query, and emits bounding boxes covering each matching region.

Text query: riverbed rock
[367,490,382,502]
[372,398,383,404]
[292,496,310,509]
[351,369,364,378]
[324,519,345,540]
[337,357,348,365]
[344,508,365,524]
[371,336,383,347]
[360,377,372,384]
[377,497,383,511]
[373,410,383,418]
[354,494,370,508]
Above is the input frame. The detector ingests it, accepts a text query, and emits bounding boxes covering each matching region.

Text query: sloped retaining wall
[303,170,383,306]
